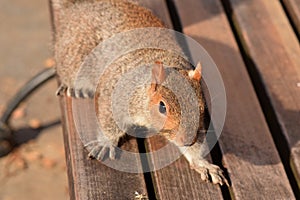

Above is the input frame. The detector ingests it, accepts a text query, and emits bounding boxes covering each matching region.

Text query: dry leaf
[41,157,57,169]
[29,119,41,129]
[44,58,55,68]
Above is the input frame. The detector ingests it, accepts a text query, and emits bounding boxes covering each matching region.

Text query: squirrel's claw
[58,86,94,98]
[66,87,74,97]
[56,84,67,96]
[74,88,94,98]
[191,161,229,186]
[85,140,119,161]
[209,166,229,186]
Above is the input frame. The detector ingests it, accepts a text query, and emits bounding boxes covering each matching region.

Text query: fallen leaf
[44,58,55,68]
[29,119,41,129]
[41,157,57,169]
[12,107,25,119]
[23,150,43,162]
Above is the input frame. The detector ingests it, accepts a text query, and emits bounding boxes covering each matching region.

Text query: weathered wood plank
[228,0,300,191]
[147,136,224,200]
[50,0,149,199]
[174,0,296,199]
[282,0,300,36]
[141,0,224,199]
[61,97,148,200]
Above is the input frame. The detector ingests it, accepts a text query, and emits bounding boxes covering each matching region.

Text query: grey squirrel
[54,0,228,186]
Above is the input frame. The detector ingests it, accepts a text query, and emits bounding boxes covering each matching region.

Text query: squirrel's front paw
[85,140,119,161]
[191,160,229,186]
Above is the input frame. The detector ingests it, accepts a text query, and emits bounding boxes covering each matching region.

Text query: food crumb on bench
[134,191,148,200]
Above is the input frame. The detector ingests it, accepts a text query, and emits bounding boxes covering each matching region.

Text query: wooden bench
[50,0,300,199]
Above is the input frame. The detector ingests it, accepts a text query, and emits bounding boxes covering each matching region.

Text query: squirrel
[54,0,229,186]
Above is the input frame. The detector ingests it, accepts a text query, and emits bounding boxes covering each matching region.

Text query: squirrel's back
[54,0,193,140]
[55,0,174,87]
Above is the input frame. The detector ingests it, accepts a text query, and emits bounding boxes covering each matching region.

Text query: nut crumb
[134,191,148,200]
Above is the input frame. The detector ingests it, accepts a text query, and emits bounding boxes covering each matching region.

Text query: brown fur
[54,0,228,186]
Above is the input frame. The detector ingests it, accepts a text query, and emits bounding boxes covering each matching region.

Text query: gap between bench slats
[223,0,300,196]
[173,0,296,199]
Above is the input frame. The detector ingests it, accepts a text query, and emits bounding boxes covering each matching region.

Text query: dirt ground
[0,0,69,199]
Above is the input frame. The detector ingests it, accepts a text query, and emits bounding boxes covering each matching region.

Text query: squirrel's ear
[151,61,166,85]
[188,62,202,81]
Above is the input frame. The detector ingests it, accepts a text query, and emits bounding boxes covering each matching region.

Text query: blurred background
[0,0,68,199]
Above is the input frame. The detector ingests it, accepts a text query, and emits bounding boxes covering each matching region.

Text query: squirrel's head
[148,61,204,147]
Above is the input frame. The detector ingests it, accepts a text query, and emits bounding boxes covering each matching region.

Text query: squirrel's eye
[159,101,167,114]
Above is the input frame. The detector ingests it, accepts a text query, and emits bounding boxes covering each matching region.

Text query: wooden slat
[50,1,148,199]
[141,0,223,199]
[59,97,148,199]
[148,136,223,200]
[228,0,300,190]
[174,0,296,199]
[151,161,223,200]
[282,0,300,35]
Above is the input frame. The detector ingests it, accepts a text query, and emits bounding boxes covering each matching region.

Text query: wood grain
[140,0,224,199]
[228,0,300,191]
[173,0,296,199]
[59,97,148,200]
[147,136,224,200]
[282,0,300,35]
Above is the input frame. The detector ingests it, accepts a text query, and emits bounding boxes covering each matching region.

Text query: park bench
[50,0,300,199]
